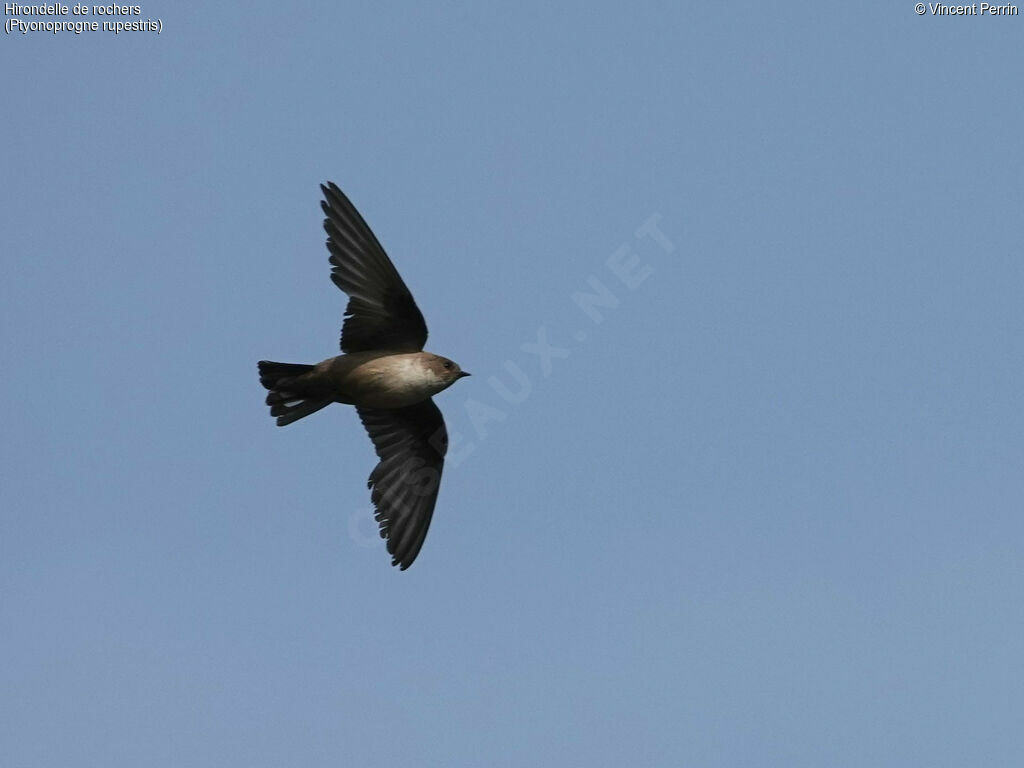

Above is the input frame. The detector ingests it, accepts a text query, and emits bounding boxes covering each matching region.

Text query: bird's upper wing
[357,399,448,570]
[320,182,429,353]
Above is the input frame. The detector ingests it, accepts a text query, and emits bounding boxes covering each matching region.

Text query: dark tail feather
[258,360,315,388]
[257,360,331,426]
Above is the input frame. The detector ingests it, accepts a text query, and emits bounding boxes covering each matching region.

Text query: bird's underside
[257,182,468,570]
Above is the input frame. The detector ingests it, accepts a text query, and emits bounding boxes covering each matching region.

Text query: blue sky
[3,2,1023,766]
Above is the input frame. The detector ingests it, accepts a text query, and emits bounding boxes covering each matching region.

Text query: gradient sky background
[3,3,1023,766]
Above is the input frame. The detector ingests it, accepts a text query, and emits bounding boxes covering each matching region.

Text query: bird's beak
[457,371,472,378]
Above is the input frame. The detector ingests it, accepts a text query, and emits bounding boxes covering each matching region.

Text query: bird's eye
[443,361,453,369]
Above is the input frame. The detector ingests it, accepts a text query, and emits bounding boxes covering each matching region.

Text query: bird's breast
[331,353,444,409]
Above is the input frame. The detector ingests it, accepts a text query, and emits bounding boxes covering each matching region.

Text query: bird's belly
[355,378,437,409]
[331,354,443,409]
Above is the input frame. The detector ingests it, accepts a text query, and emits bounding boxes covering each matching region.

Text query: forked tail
[257,361,331,426]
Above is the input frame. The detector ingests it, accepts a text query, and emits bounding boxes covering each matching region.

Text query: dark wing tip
[320,181,347,211]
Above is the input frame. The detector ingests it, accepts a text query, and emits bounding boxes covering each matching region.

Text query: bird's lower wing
[356,399,448,569]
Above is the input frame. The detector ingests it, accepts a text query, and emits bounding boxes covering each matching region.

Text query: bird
[258,182,470,570]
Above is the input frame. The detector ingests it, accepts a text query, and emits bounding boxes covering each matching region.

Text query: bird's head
[428,355,471,390]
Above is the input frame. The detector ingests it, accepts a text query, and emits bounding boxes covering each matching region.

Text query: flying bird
[258,182,470,570]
